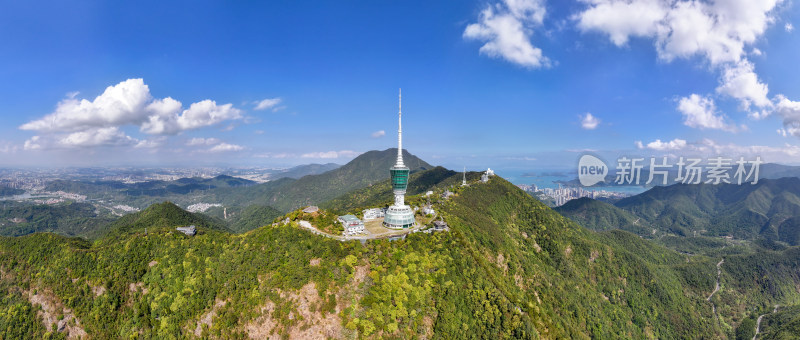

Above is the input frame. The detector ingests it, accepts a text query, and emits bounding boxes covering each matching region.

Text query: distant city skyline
[1,1,800,168]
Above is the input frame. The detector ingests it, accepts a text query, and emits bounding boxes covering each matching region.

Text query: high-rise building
[384,89,416,229]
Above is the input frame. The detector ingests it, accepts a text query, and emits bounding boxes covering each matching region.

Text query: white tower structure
[462,166,467,186]
[384,89,416,229]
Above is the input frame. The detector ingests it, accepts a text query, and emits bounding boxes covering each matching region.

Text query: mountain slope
[271,163,341,179]
[612,177,800,242]
[439,176,725,338]
[45,174,257,197]
[0,174,741,339]
[321,166,481,213]
[101,201,230,240]
[0,202,115,239]
[9,175,800,338]
[0,186,24,197]
[226,205,283,233]
[555,197,651,235]
[211,148,432,212]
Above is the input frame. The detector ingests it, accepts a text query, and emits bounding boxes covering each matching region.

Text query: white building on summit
[383,89,416,229]
[338,215,365,235]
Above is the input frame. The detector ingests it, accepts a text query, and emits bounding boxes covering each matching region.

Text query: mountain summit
[215,148,432,212]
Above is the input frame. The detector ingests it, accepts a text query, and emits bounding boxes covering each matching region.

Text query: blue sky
[1,0,799,169]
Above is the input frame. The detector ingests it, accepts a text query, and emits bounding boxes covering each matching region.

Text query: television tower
[384,88,416,229]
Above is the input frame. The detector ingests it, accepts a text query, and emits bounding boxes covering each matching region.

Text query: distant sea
[494,168,647,195]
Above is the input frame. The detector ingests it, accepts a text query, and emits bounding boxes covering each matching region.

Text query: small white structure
[425,191,433,197]
[422,205,435,215]
[338,215,365,235]
[441,190,454,199]
[433,220,449,231]
[481,168,495,183]
[462,166,468,186]
[363,208,385,220]
[176,225,197,236]
[303,206,319,214]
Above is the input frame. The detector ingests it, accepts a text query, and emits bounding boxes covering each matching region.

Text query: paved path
[296,219,426,242]
[753,305,779,340]
[707,259,724,314]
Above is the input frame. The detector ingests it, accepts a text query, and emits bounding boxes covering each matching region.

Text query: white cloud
[576,0,786,119]
[575,0,666,46]
[186,137,221,146]
[254,152,293,159]
[774,95,800,137]
[20,79,152,133]
[140,100,241,135]
[301,150,361,159]
[641,138,688,151]
[370,130,386,138]
[208,143,244,152]
[184,137,244,153]
[18,79,244,150]
[787,23,794,32]
[254,98,282,111]
[464,0,550,68]
[677,94,737,131]
[23,136,42,150]
[504,156,538,161]
[716,60,771,110]
[692,139,800,158]
[580,113,600,129]
[576,0,783,65]
[59,127,138,148]
[0,141,19,154]
[134,137,166,149]
[24,127,139,150]
[636,137,800,159]
[751,48,763,56]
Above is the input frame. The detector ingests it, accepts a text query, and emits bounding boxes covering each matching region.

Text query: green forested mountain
[760,163,800,180]
[0,186,23,197]
[6,175,797,338]
[557,177,800,244]
[0,150,424,238]
[752,305,800,339]
[224,205,283,233]
[101,201,230,240]
[40,149,428,215]
[46,174,257,197]
[273,163,341,179]
[195,148,431,212]
[6,160,800,338]
[554,197,650,235]
[0,202,115,239]
[251,148,431,212]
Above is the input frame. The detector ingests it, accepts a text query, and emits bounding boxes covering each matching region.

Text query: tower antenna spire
[396,88,405,167]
